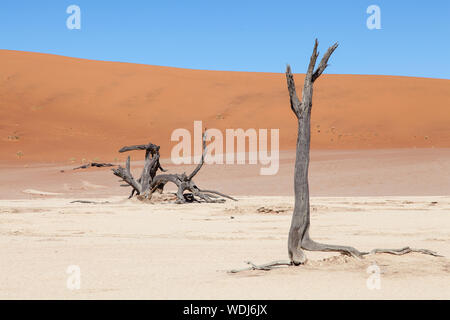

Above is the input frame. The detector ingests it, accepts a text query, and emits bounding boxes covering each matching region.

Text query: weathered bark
[118,143,160,155]
[112,142,164,200]
[113,156,143,196]
[119,142,166,173]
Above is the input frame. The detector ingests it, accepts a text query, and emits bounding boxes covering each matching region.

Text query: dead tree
[113,134,236,203]
[286,40,365,264]
[112,142,165,200]
[149,132,237,203]
[287,40,443,265]
[229,39,440,273]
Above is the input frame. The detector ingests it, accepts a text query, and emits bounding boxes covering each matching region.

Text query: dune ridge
[1,50,449,163]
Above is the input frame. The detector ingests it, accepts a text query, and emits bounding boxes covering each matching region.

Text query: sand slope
[1,50,449,163]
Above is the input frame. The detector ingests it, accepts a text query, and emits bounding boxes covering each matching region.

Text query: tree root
[199,189,237,201]
[301,238,364,259]
[228,246,442,273]
[362,246,442,257]
[228,260,292,273]
[70,200,110,204]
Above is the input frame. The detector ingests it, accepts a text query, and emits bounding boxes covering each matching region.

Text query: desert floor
[0,149,449,299]
[0,195,449,299]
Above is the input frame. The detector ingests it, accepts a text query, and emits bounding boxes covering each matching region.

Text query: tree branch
[285,65,302,116]
[306,39,319,80]
[188,130,207,180]
[200,189,237,201]
[112,156,142,194]
[119,143,160,154]
[228,260,292,273]
[312,42,338,82]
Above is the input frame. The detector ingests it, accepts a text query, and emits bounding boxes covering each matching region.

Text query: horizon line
[1,48,449,81]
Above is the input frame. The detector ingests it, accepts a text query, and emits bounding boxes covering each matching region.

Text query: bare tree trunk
[113,142,164,200]
[228,39,441,273]
[286,40,363,265]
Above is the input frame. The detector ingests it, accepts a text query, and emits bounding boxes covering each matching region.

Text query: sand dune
[1,50,449,163]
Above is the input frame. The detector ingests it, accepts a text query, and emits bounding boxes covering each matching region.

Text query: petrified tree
[113,133,236,203]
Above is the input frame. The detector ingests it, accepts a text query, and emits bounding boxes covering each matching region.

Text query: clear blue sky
[0,0,449,78]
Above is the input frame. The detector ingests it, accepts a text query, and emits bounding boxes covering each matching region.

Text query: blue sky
[0,0,449,78]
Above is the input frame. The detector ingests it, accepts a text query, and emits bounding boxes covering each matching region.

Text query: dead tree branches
[112,134,236,203]
[112,142,164,200]
[149,132,236,204]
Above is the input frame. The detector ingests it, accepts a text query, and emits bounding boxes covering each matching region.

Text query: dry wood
[149,132,236,203]
[362,247,442,257]
[228,260,292,273]
[113,134,236,203]
[70,200,110,204]
[112,142,164,200]
[73,162,116,170]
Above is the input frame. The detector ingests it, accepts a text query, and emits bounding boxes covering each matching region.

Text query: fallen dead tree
[73,162,116,170]
[112,133,236,203]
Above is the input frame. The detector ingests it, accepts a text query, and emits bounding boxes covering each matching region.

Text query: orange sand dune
[0,50,449,163]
